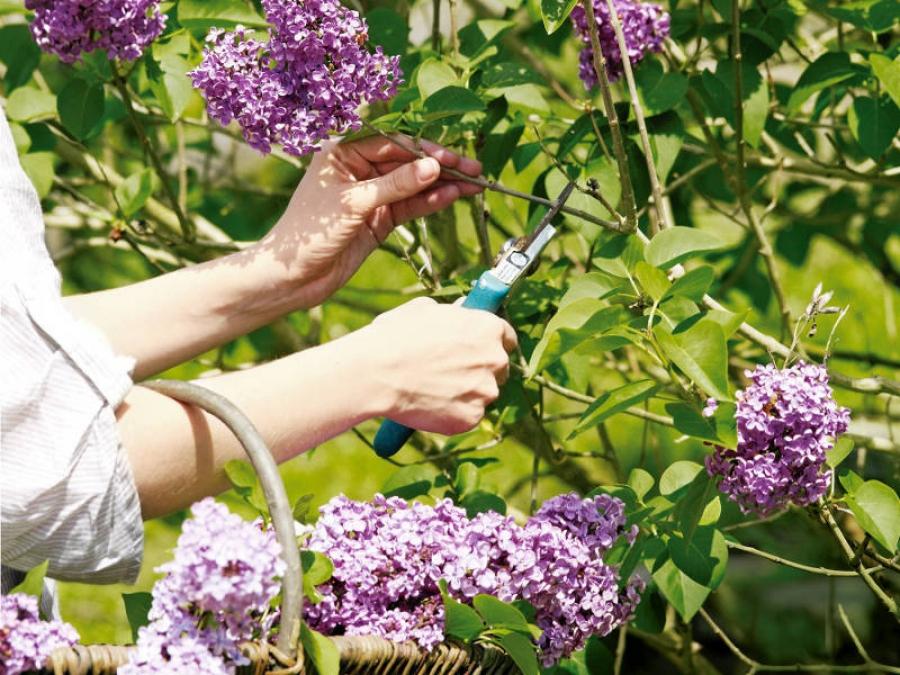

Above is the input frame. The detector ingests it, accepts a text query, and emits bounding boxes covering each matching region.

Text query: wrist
[333,325,399,420]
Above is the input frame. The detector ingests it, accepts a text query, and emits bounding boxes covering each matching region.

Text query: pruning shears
[372,181,577,458]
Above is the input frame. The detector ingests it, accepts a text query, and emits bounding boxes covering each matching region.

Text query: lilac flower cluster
[121,498,284,675]
[189,0,401,156]
[0,593,79,675]
[570,0,669,87]
[302,492,641,666]
[25,0,166,63]
[706,362,850,516]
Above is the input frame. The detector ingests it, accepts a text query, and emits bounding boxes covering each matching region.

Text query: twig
[604,0,672,231]
[819,504,900,621]
[361,121,625,232]
[726,540,883,577]
[580,0,638,231]
[113,74,195,241]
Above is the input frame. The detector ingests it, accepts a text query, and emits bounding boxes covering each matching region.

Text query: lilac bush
[120,498,284,674]
[25,0,166,63]
[706,362,850,516]
[302,492,642,665]
[0,593,79,675]
[570,0,669,86]
[189,0,401,156]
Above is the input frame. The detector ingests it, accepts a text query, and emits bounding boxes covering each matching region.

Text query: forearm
[65,243,307,380]
[117,330,386,519]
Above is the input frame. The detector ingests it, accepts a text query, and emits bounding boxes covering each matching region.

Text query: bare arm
[66,137,482,380]
[118,298,516,519]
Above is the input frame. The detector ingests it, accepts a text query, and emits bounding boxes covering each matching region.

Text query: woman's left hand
[261,134,483,308]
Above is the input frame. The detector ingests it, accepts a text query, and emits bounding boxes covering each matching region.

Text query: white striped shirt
[1,110,143,592]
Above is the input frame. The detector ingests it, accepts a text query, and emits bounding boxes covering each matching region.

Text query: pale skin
[66,137,516,519]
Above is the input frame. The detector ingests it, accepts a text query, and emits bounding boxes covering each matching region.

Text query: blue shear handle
[371,272,512,458]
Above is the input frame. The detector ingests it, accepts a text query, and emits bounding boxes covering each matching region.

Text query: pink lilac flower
[570,0,670,87]
[25,0,166,63]
[120,498,284,674]
[189,0,401,156]
[0,593,79,675]
[302,492,641,666]
[706,362,850,516]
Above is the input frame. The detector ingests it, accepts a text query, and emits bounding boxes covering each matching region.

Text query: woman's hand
[352,297,517,434]
[262,135,483,308]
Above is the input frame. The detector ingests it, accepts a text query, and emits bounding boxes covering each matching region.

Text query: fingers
[352,157,441,211]
[347,134,483,177]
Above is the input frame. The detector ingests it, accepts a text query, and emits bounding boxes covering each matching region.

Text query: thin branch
[726,540,883,577]
[604,0,672,231]
[580,0,638,231]
[113,74,195,241]
[361,121,625,232]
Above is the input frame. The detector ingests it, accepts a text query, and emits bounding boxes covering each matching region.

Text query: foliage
[2,0,899,671]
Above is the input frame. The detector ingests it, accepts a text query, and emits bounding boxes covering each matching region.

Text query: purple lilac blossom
[570,0,670,87]
[302,492,642,666]
[0,593,79,675]
[706,362,850,516]
[120,498,284,674]
[25,0,166,63]
[189,0,401,157]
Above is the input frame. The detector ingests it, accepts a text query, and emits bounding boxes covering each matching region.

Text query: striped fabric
[0,110,143,593]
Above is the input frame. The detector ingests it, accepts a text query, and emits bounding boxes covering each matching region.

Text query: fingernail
[416,158,439,181]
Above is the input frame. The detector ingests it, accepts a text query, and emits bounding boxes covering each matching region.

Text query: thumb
[352,157,441,211]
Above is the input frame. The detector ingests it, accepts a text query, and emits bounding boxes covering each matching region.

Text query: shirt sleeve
[0,109,144,585]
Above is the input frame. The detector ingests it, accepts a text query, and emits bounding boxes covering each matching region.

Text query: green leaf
[439,580,485,641]
[787,52,858,112]
[652,556,710,621]
[701,60,768,147]
[667,266,714,302]
[642,112,684,184]
[0,25,41,91]
[635,262,671,302]
[6,87,57,123]
[292,493,315,523]
[381,465,437,499]
[122,592,152,643]
[497,631,540,675]
[704,308,748,339]
[845,480,900,553]
[628,468,655,500]
[870,53,900,109]
[458,20,515,58]
[839,468,865,494]
[417,59,459,98]
[177,0,268,32]
[148,46,194,122]
[673,472,719,541]
[668,527,728,588]
[654,320,729,399]
[826,437,854,469]
[9,122,30,154]
[666,401,737,449]
[570,380,659,438]
[659,460,704,496]
[473,594,530,630]
[57,78,105,140]
[481,62,542,89]
[498,84,549,115]
[453,462,480,498]
[461,490,507,517]
[366,7,409,55]
[300,623,340,675]
[635,61,688,116]
[19,152,54,198]
[529,302,628,374]
[9,561,49,603]
[805,0,898,34]
[224,459,257,488]
[633,585,667,633]
[847,95,900,159]
[423,86,485,119]
[115,169,154,218]
[645,227,726,269]
[301,550,334,602]
[541,0,579,34]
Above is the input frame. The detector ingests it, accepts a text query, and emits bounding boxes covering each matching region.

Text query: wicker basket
[41,380,517,674]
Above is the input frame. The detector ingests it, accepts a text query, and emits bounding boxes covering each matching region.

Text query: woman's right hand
[353,297,517,435]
